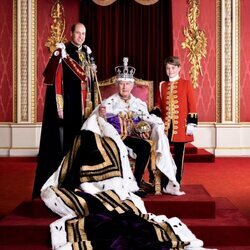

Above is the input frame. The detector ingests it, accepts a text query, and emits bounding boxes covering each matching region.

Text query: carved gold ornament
[45,0,67,53]
[92,0,159,6]
[181,0,207,88]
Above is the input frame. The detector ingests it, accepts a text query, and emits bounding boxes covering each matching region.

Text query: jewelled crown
[115,57,136,82]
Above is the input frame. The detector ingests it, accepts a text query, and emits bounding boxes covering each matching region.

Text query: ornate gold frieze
[45,0,67,53]
[181,0,207,89]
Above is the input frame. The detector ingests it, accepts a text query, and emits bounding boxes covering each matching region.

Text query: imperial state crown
[115,57,136,81]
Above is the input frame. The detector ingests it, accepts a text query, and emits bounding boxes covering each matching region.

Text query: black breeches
[173,142,185,183]
[123,136,151,187]
[167,120,186,184]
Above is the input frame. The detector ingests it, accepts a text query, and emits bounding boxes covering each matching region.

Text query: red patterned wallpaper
[37,0,80,122]
[171,0,216,122]
[0,1,13,122]
[3,1,247,123]
[240,0,250,122]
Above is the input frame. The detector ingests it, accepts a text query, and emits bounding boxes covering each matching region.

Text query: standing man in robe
[32,23,96,198]
[153,56,198,185]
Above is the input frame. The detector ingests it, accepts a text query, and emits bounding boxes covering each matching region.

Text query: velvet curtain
[80,0,172,95]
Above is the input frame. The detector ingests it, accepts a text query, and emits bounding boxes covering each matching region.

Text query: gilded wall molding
[233,0,240,123]
[20,0,29,122]
[224,0,232,121]
[91,0,159,6]
[13,0,37,123]
[45,0,67,53]
[13,0,17,122]
[216,0,222,123]
[30,0,37,123]
[218,0,240,123]
[181,0,207,89]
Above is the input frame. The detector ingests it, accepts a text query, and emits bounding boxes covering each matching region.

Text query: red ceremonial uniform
[156,78,198,142]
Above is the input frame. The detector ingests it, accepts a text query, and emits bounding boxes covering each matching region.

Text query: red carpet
[0,158,36,217]
[0,186,250,249]
[172,143,215,162]
[0,155,250,249]
[143,185,216,218]
[182,157,250,221]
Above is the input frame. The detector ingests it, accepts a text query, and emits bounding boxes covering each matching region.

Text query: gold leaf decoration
[181,0,207,88]
[45,0,67,53]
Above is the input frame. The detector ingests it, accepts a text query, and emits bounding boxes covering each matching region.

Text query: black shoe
[134,188,147,198]
[140,180,155,194]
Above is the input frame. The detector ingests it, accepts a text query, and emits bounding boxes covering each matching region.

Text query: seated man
[93,57,184,196]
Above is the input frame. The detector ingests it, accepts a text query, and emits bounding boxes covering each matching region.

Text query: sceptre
[91,57,102,104]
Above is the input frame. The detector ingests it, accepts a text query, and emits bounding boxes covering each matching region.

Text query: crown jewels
[115,57,136,81]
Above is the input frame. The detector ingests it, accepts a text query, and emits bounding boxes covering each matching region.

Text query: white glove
[55,43,67,59]
[91,63,97,72]
[186,124,195,135]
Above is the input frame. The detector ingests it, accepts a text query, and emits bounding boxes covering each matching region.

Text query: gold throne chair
[94,76,161,195]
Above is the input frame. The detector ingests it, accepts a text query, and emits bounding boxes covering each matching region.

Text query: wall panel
[240,0,250,122]
[172,0,216,122]
[0,1,13,122]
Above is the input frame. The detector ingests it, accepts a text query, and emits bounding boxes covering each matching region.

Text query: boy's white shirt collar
[169,75,180,82]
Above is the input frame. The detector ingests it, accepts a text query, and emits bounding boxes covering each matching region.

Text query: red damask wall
[2,1,247,123]
[240,0,250,122]
[172,0,216,122]
[0,1,13,122]
[37,0,217,123]
[37,0,80,122]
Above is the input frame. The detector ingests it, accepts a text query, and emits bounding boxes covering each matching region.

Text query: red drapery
[80,0,172,96]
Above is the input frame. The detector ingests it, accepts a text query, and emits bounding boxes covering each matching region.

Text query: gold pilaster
[218,0,240,124]
[13,0,37,123]
[216,0,222,122]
